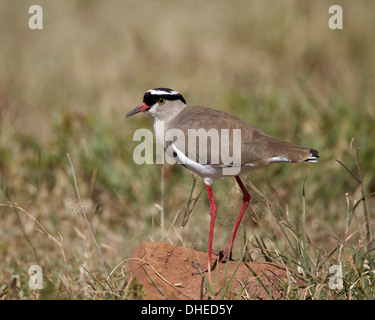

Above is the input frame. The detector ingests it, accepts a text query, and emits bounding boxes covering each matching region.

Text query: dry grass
[0,0,374,299]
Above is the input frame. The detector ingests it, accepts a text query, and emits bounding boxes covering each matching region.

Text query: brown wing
[165,105,318,166]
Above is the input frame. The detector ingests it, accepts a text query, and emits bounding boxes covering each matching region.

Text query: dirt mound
[126,242,306,300]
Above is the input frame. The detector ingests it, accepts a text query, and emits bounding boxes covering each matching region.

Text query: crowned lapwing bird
[126,88,319,273]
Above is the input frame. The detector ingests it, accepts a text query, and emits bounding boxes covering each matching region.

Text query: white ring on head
[147,89,180,96]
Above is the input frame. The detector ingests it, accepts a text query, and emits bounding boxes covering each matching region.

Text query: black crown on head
[143,88,186,106]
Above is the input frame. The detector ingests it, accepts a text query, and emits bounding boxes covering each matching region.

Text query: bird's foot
[212,248,233,263]
[191,248,232,275]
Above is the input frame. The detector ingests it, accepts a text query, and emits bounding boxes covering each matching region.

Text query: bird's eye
[158,98,166,104]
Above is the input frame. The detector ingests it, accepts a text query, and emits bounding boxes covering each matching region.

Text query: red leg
[192,183,217,275]
[193,177,250,274]
[218,176,251,262]
[205,183,217,272]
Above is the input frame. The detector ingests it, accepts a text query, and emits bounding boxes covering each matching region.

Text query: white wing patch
[170,143,225,184]
[268,156,291,163]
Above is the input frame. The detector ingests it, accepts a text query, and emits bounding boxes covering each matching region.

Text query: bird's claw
[212,248,233,263]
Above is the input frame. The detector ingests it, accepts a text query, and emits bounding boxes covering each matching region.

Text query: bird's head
[126,88,187,121]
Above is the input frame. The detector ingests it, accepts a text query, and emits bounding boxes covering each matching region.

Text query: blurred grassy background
[0,0,374,299]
